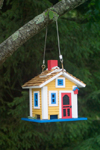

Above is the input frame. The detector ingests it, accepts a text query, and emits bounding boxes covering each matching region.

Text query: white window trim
[56,77,65,88]
[49,91,58,106]
[33,91,40,109]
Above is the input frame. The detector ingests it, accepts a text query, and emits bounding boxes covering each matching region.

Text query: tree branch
[0,0,87,65]
[61,17,88,24]
[0,0,4,9]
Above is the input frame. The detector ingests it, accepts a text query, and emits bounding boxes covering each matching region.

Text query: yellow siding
[32,88,42,119]
[32,75,76,120]
[47,75,76,119]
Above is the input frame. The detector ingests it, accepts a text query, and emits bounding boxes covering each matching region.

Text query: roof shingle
[22,68,86,88]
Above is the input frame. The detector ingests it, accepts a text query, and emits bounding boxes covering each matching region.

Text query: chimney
[47,60,58,70]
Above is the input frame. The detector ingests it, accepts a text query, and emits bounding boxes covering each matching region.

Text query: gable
[47,75,76,91]
[39,72,85,88]
[22,68,86,89]
[62,72,86,88]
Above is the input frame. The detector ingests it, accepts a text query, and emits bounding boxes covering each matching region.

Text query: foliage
[0,0,100,150]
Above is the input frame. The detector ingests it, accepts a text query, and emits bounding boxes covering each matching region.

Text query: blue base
[21,117,87,123]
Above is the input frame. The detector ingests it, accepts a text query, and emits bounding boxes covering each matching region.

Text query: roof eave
[39,72,63,87]
[22,71,86,89]
[63,72,86,88]
[22,86,41,89]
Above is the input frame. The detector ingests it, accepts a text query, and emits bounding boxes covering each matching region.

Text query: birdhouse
[73,87,79,94]
[22,60,87,123]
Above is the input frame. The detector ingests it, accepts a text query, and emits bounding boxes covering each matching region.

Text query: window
[35,114,40,119]
[63,95,69,105]
[34,91,40,109]
[34,93,38,106]
[49,91,58,106]
[50,115,58,119]
[56,77,65,88]
[58,79,63,86]
[51,93,56,104]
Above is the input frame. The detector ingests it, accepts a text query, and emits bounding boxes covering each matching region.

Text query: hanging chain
[56,19,64,71]
[42,20,64,72]
[42,27,48,72]
[56,19,61,56]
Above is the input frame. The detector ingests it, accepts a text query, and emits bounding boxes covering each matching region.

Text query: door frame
[59,91,73,119]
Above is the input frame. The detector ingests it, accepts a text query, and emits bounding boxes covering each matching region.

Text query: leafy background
[0,0,100,149]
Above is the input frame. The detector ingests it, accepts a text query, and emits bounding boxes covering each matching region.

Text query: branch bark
[0,0,87,65]
[0,0,4,9]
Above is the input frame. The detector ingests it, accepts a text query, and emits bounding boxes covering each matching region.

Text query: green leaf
[49,10,54,19]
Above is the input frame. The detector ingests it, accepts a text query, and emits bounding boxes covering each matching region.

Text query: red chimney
[47,60,58,70]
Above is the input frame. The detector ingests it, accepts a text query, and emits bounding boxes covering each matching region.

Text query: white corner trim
[33,91,40,109]
[63,72,86,88]
[29,89,32,117]
[56,77,65,88]
[40,72,63,87]
[72,91,78,118]
[49,91,58,106]
[59,91,62,119]
[42,86,48,119]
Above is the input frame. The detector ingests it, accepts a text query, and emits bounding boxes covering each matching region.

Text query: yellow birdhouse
[22,60,87,123]
[21,20,87,123]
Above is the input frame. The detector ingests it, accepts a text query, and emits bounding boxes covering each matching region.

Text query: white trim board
[72,91,78,118]
[63,72,86,88]
[42,86,48,119]
[29,89,32,117]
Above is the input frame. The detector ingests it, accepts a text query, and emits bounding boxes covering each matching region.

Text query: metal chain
[56,19,64,70]
[56,19,61,56]
[42,20,64,72]
[42,27,48,72]
[43,27,48,65]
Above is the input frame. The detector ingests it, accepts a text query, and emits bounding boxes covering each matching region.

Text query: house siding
[47,75,76,119]
[32,88,42,119]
